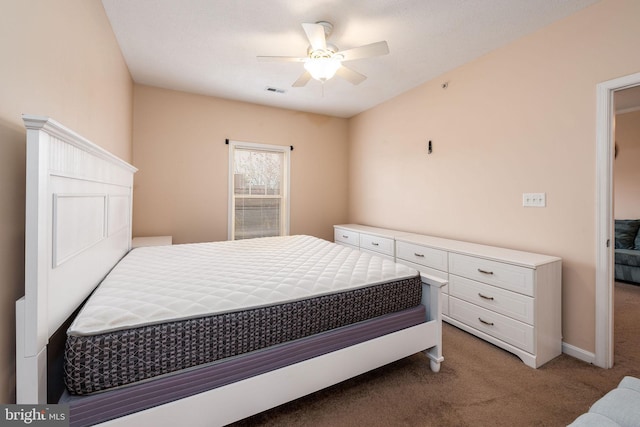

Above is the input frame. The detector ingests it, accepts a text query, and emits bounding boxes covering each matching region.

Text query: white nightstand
[131,236,173,248]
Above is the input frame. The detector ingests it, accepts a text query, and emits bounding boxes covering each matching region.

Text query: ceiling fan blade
[301,23,326,51]
[338,41,389,62]
[335,65,367,85]
[257,56,306,63]
[292,71,312,87]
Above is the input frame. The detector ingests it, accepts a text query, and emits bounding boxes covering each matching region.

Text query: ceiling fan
[257,21,389,87]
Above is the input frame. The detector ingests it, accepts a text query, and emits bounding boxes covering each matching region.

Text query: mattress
[64,235,422,395]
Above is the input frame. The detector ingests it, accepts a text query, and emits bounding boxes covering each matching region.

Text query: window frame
[227,140,291,240]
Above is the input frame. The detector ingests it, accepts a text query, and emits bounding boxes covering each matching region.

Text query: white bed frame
[16,116,446,426]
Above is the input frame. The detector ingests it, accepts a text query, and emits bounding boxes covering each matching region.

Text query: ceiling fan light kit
[257,21,389,87]
[304,57,342,81]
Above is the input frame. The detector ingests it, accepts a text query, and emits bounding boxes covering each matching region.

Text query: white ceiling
[102,0,601,118]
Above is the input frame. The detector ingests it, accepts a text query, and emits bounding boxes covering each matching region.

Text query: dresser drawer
[360,233,394,257]
[449,297,534,353]
[334,228,360,247]
[359,247,394,261]
[449,253,534,296]
[449,275,534,324]
[396,241,448,272]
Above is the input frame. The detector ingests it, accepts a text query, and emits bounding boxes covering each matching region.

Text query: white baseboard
[562,341,596,365]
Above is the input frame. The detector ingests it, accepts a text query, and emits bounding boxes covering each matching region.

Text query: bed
[16,115,446,426]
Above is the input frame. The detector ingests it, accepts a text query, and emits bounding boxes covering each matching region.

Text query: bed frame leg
[424,347,444,373]
[420,273,447,373]
[16,297,47,404]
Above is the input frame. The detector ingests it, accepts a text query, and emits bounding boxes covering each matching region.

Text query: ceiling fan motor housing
[307,43,339,58]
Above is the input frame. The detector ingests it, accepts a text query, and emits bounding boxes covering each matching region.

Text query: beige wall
[0,0,133,403]
[132,85,349,244]
[348,0,640,353]
[614,110,640,219]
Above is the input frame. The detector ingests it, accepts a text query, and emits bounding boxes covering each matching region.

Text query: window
[228,140,290,240]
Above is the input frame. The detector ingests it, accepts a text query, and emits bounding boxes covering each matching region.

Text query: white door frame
[595,71,640,368]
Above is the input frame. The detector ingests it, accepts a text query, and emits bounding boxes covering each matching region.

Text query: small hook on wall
[428,140,433,154]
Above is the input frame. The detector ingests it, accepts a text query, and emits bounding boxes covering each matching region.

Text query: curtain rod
[225,139,293,151]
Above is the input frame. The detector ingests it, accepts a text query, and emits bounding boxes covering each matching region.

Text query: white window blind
[228,140,290,240]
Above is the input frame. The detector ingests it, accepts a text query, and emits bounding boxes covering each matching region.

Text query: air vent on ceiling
[265,86,286,94]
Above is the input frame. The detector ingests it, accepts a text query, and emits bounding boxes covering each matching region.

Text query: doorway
[595,71,640,368]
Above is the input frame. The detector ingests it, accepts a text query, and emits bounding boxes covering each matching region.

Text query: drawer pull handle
[371,242,379,246]
[478,317,494,326]
[342,235,349,239]
[478,293,494,301]
[477,268,494,275]
[414,253,425,258]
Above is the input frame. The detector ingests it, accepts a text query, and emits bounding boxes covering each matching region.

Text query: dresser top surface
[395,233,561,268]
[334,224,561,268]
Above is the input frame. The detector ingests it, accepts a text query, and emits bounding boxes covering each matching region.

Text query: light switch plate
[523,193,546,207]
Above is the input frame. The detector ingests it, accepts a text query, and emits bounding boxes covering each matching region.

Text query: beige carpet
[232,282,640,426]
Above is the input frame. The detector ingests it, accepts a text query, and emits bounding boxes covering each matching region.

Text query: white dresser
[334,224,562,368]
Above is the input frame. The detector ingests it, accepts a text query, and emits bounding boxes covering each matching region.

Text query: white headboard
[16,115,137,403]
